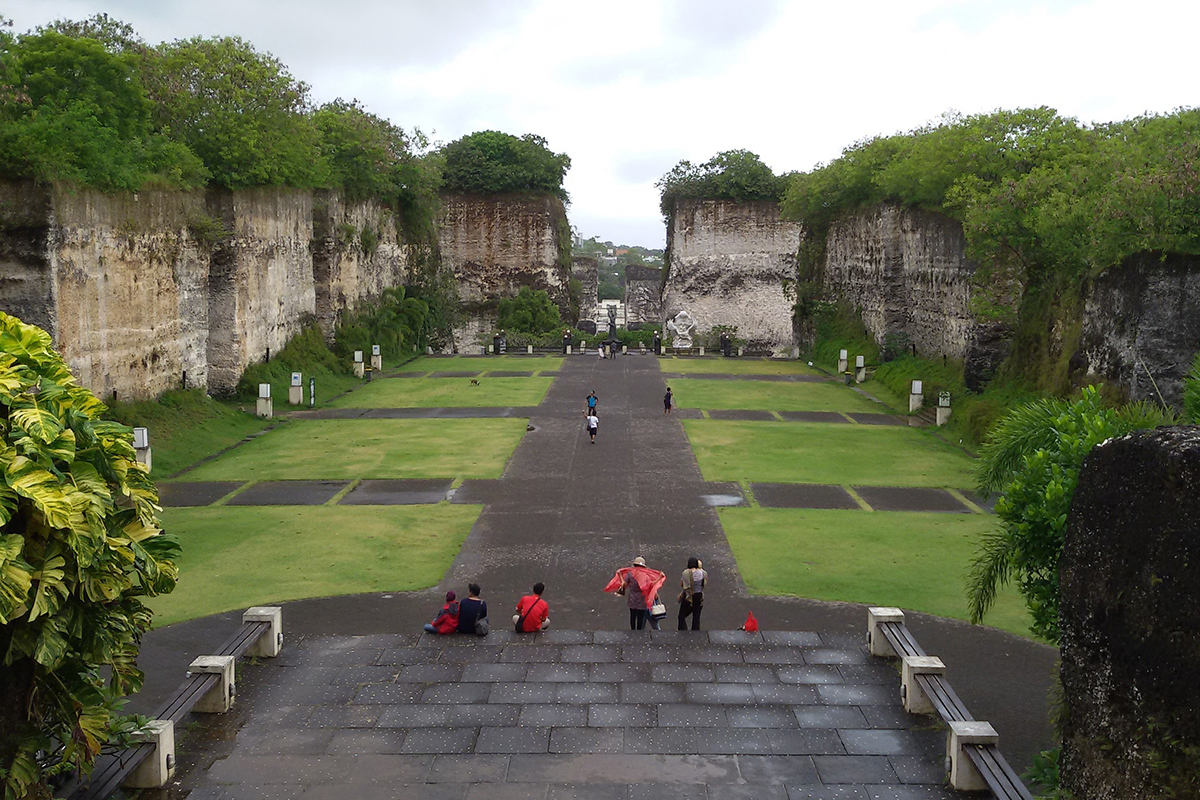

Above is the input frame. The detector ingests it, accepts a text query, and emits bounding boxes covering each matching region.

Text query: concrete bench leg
[243,606,283,657]
[948,720,999,791]
[867,607,904,657]
[123,720,175,789]
[901,655,946,714]
[189,655,236,713]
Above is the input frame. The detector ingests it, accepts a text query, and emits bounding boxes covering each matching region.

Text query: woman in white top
[678,556,707,630]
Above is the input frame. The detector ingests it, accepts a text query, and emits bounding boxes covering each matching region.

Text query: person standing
[678,557,707,631]
[586,410,599,443]
[457,583,488,635]
[587,390,598,413]
[513,582,550,633]
[664,386,673,415]
[605,556,667,630]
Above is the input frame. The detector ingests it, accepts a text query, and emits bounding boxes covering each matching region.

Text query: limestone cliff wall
[662,199,800,353]
[624,264,663,325]
[571,256,598,325]
[438,193,569,349]
[1081,252,1200,407]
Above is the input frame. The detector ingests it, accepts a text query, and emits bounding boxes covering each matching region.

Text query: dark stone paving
[340,480,454,505]
[778,411,851,424]
[157,481,244,507]
[707,409,779,421]
[225,480,351,506]
[844,414,908,426]
[484,371,535,377]
[660,373,831,383]
[853,487,971,514]
[961,491,997,514]
[429,371,484,378]
[140,354,1055,797]
[751,483,860,511]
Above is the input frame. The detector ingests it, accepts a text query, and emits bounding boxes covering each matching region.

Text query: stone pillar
[837,349,848,374]
[256,384,272,419]
[288,372,303,405]
[855,355,866,383]
[1060,426,1200,800]
[353,351,364,378]
[908,380,923,413]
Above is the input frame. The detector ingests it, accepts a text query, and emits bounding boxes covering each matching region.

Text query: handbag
[475,616,489,636]
[650,602,667,618]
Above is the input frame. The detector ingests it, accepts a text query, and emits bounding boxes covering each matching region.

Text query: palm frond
[966,524,1017,625]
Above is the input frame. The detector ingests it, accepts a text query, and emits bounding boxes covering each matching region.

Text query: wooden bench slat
[913,673,975,722]
[73,742,155,800]
[877,621,926,658]
[965,743,1035,799]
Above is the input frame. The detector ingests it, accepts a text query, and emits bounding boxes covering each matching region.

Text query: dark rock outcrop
[1060,426,1200,800]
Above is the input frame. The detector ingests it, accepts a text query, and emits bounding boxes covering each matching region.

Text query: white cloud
[7,0,1198,247]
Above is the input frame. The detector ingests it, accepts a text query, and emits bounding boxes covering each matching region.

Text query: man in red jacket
[513,582,550,633]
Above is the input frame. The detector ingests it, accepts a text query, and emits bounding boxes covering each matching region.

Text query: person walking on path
[586,410,599,443]
[586,390,597,413]
[605,556,667,630]
[457,583,488,635]
[424,591,460,634]
[513,582,550,633]
[678,557,707,631]
[664,386,673,415]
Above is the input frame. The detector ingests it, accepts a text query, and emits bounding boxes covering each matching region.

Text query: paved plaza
[136,355,1055,798]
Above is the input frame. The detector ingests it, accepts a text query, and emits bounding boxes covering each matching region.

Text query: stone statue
[607,304,617,330]
[667,310,696,349]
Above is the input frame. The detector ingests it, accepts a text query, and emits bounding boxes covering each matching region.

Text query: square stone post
[123,720,175,789]
[901,655,946,714]
[188,655,236,713]
[243,606,283,658]
[948,721,1000,791]
[909,380,924,413]
[255,384,272,419]
[867,607,905,657]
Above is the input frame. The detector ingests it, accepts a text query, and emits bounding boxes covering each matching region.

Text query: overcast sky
[6,0,1198,246]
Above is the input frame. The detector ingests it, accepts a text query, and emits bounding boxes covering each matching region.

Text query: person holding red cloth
[512,582,550,633]
[605,556,667,630]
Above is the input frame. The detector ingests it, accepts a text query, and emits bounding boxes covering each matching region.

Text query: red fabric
[431,601,460,634]
[742,611,758,632]
[604,566,667,606]
[515,594,549,632]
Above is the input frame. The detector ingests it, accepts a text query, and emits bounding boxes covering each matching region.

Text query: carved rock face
[667,310,696,348]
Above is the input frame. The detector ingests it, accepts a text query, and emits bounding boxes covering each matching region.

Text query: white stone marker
[487,344,494,354]
[867,606,905,657]
[855,355,866,383]
[699,346,705,356]
[132,427,152,472]
[371,344,382,372]
[936,392,952,426]
[901,655,946,714]
[288,372,303,405]
[948,721,1000,791]
[353,350,364,378]
[622,345,628,354]
[123,720,175,789]
[837,348,849,374]
[243,606,284,657]
[256,383,272,419]
[909,380,924,414]
[737,346,744,357]
[527,345,534,354]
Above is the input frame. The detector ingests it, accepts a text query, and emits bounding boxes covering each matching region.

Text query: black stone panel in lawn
[960,490,997,514]
[226,480,351,506]
[778,411,850,424]
[288,408,370,420]
[706,410,778,422]
[157,481,244,507]
[428,371,483,378]
[845,413,907,426]
[852,486,972,513]
[661,372,830,383]
[340,480,452,505]
[358,407,537,419]
[751,483,860,510]
[389,371,427,378]
[483,371,535,377]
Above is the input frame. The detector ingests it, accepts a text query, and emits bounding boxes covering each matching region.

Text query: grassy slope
[149,504,481,626]
[331,377,552,408]
[398,355,565,373]
[719,507,1034,638]
[684,420,977,487]
[660,357,822,376]
[176,418,528,481]
[670,379,888,413]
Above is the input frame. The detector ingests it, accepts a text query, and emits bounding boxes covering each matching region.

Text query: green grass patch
[720,507,1035,638]
[662,358,821,376]
[331,377,551,408]
[177,418,527,481]
[149,504,481,626]
[685,421,976,487]
[105,389,271,477]
[671,379,889,413]
[398,355,564,373]
[237,325,364,407]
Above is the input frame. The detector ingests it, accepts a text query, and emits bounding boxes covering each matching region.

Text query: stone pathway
[138,354,1054,797]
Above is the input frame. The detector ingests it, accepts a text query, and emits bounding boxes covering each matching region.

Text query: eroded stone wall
[571,256,598,326]
[438,193,569,350]
[1060,426,1200,800]
[1081,252,1200,407]
[624,264,662,325]
[662,199,800,353]
[824,204,1011,383]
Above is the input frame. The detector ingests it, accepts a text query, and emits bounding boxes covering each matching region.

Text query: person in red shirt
[512,582,550,633]
[424,590,460,635]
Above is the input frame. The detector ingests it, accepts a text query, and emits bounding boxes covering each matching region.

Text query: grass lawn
[149,504,481,626]
[177,418,527,481]
[671,379,890,413]
[719,507,1034,638]
[331,377,551,408]
[398,355,564,373]
[685,420,976,487]
[661,358,822,376]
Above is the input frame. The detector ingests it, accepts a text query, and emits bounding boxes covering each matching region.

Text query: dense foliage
[333,285,431,364]
[967,387,1176,641]
[1185,353,1200,423]
[441,131,571,200]
[782,107,1200,278]
[657,149,788,215]
[0,312,178,799]
[495,287,563,335]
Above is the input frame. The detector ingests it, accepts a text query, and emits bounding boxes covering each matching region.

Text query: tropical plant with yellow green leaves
[0,312,178,800]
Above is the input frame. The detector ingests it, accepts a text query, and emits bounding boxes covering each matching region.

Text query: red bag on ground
[741,611,758,632]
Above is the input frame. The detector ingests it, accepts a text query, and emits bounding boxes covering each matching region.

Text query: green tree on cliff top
[0,312,179,800]
[657,149,788,215]
[440,131,570,201]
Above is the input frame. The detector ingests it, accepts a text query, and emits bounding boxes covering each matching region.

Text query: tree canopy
[657,149,789,215]
[496,287,563,334]
[440,131,571,200]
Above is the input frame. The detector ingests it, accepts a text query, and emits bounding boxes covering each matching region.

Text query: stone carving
[667,310,696,348]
